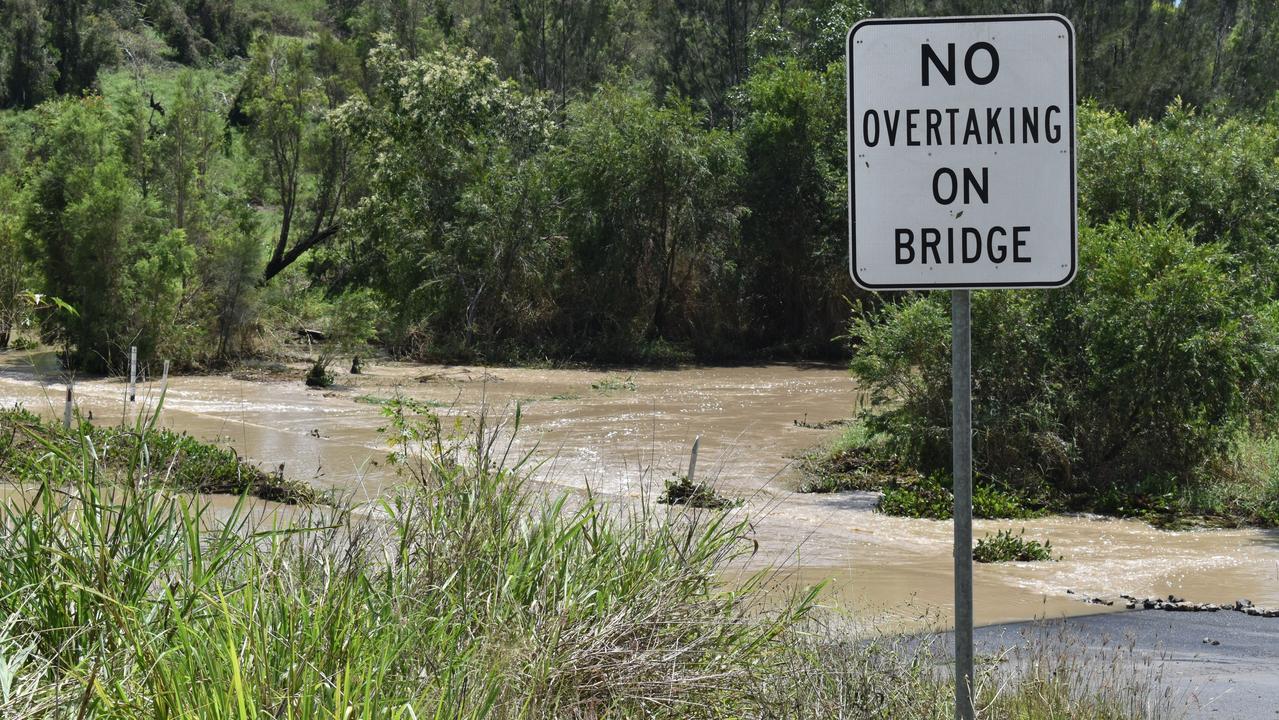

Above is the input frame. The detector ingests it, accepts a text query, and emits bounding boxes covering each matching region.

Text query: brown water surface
[4,352,1277,630]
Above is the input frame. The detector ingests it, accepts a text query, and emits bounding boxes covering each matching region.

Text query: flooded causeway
[4,353,1278,631]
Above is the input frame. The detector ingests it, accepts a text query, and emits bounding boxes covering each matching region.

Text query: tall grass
[0,399,1183,718]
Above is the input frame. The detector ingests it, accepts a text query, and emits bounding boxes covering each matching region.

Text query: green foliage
[869,0,1279,118]
[973,529,1057,564]
[304,357,334,387]
[3,0,1279,383]
[0,0,57,108]
[1079,102,1279,269]
[241,33,356,283]
[333,43,557,358]
[878,474,953,520]
[22,97,194,372]
[0,407,317,502]
[149,0,251,62]
[737,55,851,354]
[202,200,266,360]
[0,173,33,348]
[853,220,1279,497]
[877,473,1044,520]
[325,288,382,350]
[658,474,741,510]
[553,83,744,356]
[797,422,907,494]
[973,483,1041,520]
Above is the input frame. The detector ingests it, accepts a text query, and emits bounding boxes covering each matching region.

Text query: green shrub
[1079,102,1279,272]
[973,529,1058,563]
[973,483,1041,519]
[851,221,1279,498]
[878,474,953,520]
[877,474,1038,520]
[304,357,334,387]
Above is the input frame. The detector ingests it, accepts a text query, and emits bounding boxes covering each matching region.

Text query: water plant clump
[658,473,741,510]
[974,528,1059,563]
[591,374,637,392]
[875,473,1041,520]
[305,357,335,387]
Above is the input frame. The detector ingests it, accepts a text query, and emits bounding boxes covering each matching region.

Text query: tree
[738,56,850,354]
[240,35,358,283]
[157,72,225,238]
[22,98,193,372]
[0,175,31,348]
[647,0,771,124]
[331,43,557,356]
[553,84,743,352]
[0,0,56,109]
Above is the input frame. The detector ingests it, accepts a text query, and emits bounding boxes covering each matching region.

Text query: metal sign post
[846,15,1076,720]
[951,289,973,718]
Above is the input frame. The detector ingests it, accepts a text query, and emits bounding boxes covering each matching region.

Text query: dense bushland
[3,1,1279,369]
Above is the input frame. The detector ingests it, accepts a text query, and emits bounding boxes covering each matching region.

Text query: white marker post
[847,15,1076,719]
[129,346,138,403]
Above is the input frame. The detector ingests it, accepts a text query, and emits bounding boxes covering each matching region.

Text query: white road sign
[847,15,1076,290]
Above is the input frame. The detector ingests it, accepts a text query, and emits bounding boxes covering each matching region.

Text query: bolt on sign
[847,14,1076,290]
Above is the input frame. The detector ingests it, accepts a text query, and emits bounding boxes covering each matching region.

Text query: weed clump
[304,357,334,387]
[591,374,636,392]
[974,528,1058,563]
[876,473,1041,520]
[797,422,907,493]
[0,407,318,504]
[878,474,953,519]
[658,473,740,510]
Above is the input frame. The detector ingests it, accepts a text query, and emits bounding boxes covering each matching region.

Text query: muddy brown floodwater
[3,351,1278,632]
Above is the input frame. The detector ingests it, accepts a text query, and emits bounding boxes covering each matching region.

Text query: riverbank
[801,422,1279,530]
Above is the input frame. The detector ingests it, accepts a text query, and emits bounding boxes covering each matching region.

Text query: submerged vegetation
[657,473,740,510]
[973,529,1059,564]
[0,401,1181,718]
[0,406,317,503]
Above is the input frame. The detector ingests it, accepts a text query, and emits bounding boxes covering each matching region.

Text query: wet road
[970,610,1279,718]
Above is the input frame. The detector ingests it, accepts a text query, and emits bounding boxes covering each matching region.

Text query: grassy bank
[803,422,1279,529]
[1,406,318,503]
[0,402,1181,717]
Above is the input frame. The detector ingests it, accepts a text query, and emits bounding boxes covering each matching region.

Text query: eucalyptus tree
[331,43,560,356]
[240,34,361,283]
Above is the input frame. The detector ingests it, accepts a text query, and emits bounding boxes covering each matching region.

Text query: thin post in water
[951,289,974,720]
[129,346,138,402]
[688,435,701,484]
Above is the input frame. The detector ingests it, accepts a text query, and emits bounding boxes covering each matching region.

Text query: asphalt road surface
[971,609,1279,718]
